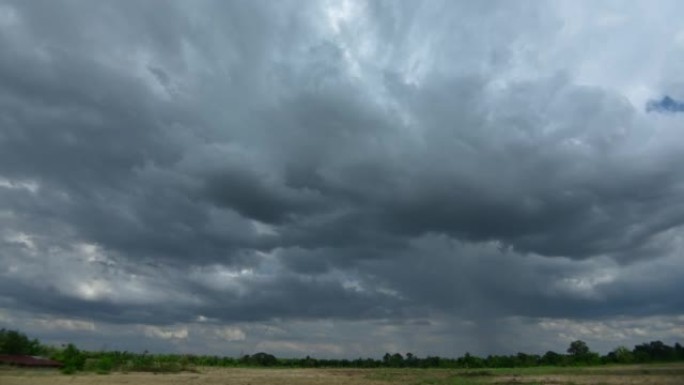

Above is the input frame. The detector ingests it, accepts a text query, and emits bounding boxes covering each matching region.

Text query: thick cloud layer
[1,0,684,356]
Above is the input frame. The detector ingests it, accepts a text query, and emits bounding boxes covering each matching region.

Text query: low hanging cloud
[1,0,684,357]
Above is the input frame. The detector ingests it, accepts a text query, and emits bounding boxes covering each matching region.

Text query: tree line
[1,328,683,374]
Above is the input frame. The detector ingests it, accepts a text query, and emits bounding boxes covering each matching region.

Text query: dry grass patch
[1,368,398,385]
[2,364,684,385]
[493,364,684,385]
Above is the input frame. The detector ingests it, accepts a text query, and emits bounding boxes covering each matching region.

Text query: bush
[84,356,114,374]
[57,343,86,374]
[96,356,114,374]
[60,366,77,375]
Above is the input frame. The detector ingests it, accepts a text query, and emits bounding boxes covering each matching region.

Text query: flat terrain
[2,364,684,385]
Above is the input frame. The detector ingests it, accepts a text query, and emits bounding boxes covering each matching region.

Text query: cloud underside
[1,0,684,356]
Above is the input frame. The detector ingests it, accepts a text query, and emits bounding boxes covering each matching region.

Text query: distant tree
[388,353,404,367]
[421,355,441,368]
[540,351,563,366]
[302,355,317,367]
[675,343,684,360]
[485,354,510,368]
[0,329,44,355]
[606,346,633,364]
[514,352,539,367]
[566,340,599,365]
[567,340,590,356]
[248,352,277,366]
[633,341,676,362]
[405,352,418,367]
[458,352,485,368]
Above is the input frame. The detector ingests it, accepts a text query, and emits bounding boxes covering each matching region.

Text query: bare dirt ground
[493,365,684,385]
[2,364,684,385]
[494,373,684,385]
[1,368,389,385]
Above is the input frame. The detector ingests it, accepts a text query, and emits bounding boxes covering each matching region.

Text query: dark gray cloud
[1,0,684,357]
[647,96,684,113]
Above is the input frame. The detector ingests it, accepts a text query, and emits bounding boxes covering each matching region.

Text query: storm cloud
[1,0,684,357]
[647,96,684,113]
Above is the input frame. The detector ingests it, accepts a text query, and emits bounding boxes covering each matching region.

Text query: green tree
[540,351,563,366]
[388,353,404,367]
[567,340,590,356]
[58,343,86,374]
[0,329,43,355]
[607,346,633,364]
[405,352,418,367]
[633,341,677,362]
[245,352,277,366]
[566,340,599,365]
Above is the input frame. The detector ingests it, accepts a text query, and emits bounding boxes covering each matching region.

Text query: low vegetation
[1,328,684,376]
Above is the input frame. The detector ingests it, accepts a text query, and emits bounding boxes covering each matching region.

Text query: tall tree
[0,329,43,355]
[567,340,590,356]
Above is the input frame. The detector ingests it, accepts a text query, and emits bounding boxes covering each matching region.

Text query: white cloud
[0,177,39,193]
[215,326,246,342]
[36,318,96,332]
[539,315,684,345]
[143,326,189,340]
[256,340,343,356]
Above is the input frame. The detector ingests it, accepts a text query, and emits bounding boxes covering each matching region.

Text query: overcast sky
[1,0,684,358]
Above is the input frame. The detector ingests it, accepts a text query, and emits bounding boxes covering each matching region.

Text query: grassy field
[2,364,684,385]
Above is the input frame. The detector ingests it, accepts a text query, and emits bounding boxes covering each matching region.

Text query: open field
[2,364,684,385]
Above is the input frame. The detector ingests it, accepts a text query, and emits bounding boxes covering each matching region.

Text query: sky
[1,0,684,359]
